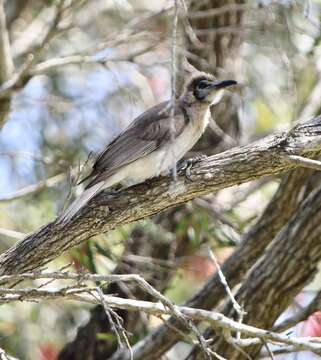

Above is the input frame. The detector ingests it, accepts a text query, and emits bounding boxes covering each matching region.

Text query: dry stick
[109,168,314,360]
[0,173,66,202]
[286,155,321,172]
[168,0,179,181]
[0,0,82,100]
[262,340,276,360]
[207,247,243,316]
[222,328,251,360]
[96,287,133,360]
[207,246,247,353]
[1,289,321,356]
[0,347,18,360]
[0,270,207,358]
[0,228,25,240]
[208,349,226,360]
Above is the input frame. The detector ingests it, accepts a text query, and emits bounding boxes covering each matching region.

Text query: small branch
[0,173,66,203]
[96,287,133,359]
[296,75,321,124]
[207,247,244,317]
[0,228,25,240]
[0,0,14,126]
[285,155,321,172]
[1,287,321,356]
[168,0,179,181]
[0,347,18,360]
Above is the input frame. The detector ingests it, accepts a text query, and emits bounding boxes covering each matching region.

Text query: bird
[59,72,237,222]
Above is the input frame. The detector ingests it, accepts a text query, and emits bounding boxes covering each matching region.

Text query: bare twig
[168,0,179,181]
[207,246,244,317]
[285,155,321,172]
[0,347,18,360]
[0,173,66,203]
[1,287,321,356]
[96,287,133,359]
[0,228,25,240]
[296,76,321,124]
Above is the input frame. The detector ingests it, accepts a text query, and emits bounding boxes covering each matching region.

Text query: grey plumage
[82,101,187,188]
[59,72,237,222]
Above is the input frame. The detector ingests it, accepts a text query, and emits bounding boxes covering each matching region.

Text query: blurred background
[0,0,321,359]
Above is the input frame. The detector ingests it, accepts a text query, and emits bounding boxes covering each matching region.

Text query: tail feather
[59,182,104,223]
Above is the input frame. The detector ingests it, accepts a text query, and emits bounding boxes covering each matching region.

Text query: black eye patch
[197,80,211,89]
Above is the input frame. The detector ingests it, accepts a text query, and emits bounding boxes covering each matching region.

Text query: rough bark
[197,183,321,360]
[109,167,312,360]
[0,117,321,278]
[59,2,247,357]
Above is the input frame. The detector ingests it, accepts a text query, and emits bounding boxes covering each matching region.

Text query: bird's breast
[120,108,210,184]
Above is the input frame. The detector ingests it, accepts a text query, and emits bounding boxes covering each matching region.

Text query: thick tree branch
[110,168,311,360]
[191,183,321,359]
[0,117,321,278]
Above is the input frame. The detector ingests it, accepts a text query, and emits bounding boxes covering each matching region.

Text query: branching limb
[1,286,321,356]
[110,167,315,360]
[0,116,321,277]
[0,173,66,203]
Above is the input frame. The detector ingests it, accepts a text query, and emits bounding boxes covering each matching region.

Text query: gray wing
[83,101,187,188]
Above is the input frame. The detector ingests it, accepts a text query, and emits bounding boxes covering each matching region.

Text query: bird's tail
[58,182,105,223]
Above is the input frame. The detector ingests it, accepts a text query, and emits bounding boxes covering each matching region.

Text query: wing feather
[82,101,187,188]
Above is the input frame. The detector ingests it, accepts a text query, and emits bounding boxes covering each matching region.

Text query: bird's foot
[177,154,207,180]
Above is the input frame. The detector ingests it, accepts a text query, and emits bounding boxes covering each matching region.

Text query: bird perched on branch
[59,72,237,222]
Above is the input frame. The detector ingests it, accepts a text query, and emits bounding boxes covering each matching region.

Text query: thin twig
[207,246,244,317]
[96,287,133,360]
[0,173,66,203]
[1,288,321,356]
[169,0,179,181]
[0,228,25,240]
[285,155,321,172]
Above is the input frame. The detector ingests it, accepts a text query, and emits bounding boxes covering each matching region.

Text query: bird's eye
[197,81,209,89]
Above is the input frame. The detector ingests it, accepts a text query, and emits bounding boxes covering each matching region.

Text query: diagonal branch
[0,116,321,278]
[1,288,321,356]
[110,165,312,360]
[0,0,14,127]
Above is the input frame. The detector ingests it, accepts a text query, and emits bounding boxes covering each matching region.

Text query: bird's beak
[211,80,237,89]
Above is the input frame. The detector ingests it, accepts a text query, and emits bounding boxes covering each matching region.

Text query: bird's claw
[177,154,207,180]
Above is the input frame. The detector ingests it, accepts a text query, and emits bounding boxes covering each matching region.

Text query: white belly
[102,109,210,189]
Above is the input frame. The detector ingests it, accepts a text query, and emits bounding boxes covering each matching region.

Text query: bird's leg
[177,154,207,180]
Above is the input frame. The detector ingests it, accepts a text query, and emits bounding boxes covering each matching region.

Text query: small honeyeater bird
[60,72,237,221]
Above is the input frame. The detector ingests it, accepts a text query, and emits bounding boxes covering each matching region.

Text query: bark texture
[109,167,312,360]
[0,116,321,278]
[190,183,321,359]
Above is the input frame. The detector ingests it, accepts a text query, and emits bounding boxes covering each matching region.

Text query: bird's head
[182,72,237,105]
